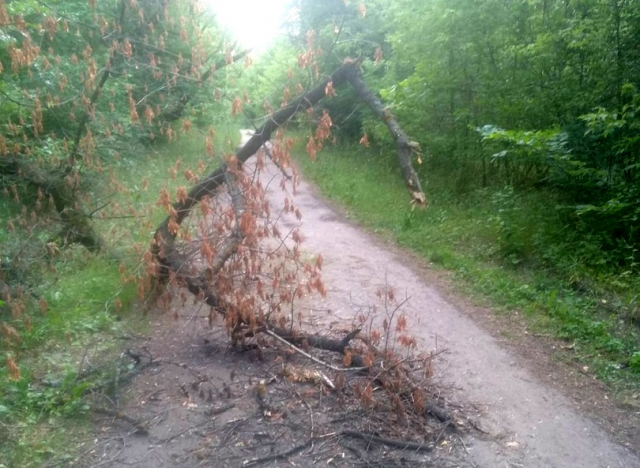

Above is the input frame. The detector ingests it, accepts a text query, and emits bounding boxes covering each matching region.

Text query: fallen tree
[346,69,427,206]
[151,60,427,369]
[153,60,426,279]
[151,62,456,446]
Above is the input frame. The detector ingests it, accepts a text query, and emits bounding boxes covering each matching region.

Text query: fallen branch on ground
[242,439,313,467]
[265,328,366,373]
[91,406,148,434]
[340,429,433,452]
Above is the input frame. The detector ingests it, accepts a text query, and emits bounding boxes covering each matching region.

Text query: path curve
[252,131,640,468]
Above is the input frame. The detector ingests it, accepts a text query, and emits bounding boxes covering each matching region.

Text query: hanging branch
[345,67,427,206]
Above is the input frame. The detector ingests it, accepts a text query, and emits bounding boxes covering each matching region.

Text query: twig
[294,390,315,438]
[87,201,112,218]
[75,344,91,382]
[208,402,236,416]
[242,439,312,467]
[426,401,452,423]
[86,436,127,468]
[264,329,367,372]
[262,143,292,180]
[340,430,433,452]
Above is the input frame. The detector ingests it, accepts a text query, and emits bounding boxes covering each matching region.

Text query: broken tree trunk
[345,67,427,207]
[151,61,425,359]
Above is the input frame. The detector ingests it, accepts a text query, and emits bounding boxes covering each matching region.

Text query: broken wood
[265,328,366,373]
[426,401,452,423]
[242,439,312,467]
[92,406,148,434]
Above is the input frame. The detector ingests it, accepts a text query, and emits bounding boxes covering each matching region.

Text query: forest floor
[81,133,640,468]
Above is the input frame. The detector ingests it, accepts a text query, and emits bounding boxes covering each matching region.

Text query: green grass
[0,213,142,467]
[0,250,139,467]
[295,141,640,391]
[0,126,241,467]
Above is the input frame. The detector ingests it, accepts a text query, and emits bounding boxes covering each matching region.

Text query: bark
[345,67,427,206]
[237,325,367,369]
[267,326,361,355]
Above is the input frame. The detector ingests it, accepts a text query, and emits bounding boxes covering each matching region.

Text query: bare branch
[346,67,427,207]
[265,329,367,373]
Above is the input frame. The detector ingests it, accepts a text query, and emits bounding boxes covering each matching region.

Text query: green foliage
[0,249,139,467]
[0,125,233,467]
[630,352,640,372]
[571,90,640,247]
[285,0,640,289]
[235,39,300,124]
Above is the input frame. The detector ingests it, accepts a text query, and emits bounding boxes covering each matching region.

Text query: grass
[294,140,640,392]
[0,246,139,468]
[0,125,240,467]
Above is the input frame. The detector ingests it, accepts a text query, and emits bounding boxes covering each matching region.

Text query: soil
[81,132,640,468]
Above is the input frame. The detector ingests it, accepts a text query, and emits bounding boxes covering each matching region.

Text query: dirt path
[262,155,640,468]
[86,134,639,467]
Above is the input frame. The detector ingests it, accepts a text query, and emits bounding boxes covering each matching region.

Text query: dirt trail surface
[259,154,640,467]
[85,132,639,468]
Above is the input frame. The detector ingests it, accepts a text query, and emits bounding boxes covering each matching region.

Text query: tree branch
[152,61,359,277]
[68,68,111,168]
[346,67,427,206]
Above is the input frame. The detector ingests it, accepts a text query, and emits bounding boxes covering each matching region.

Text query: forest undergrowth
[0,131,239,468]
